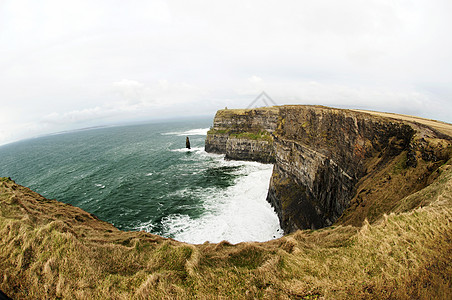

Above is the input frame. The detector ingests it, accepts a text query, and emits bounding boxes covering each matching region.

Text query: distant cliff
[205,107,279,163]
[205,105,452,233]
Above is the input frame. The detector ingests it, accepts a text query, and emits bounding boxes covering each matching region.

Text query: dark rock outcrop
[186,137,191,149]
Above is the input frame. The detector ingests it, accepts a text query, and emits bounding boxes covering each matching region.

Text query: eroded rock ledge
[205,105,452,233]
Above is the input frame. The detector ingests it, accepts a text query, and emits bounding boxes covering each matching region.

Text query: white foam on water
[162,128,210,136]
[161,160,283,244]
[95,183,105,189]
[171,146,204,153]
[135,220,155,232]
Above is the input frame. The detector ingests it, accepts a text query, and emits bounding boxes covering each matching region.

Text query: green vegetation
[216,106,279,118]
[207,128,230,135]
[207,126,273,144]
[392,151,408,174]
[207,128,273,143]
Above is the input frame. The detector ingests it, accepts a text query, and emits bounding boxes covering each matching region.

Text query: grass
[216,107,280,118]
[1,162,451,299]
[392,151,408,175]
[208,129,273,143]
[207,128,230,135]
[230,130,273,142]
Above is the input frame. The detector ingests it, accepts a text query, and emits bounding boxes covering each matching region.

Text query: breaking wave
[162,128,209,136]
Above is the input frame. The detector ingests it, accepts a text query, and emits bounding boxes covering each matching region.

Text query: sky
[1,0,451,145]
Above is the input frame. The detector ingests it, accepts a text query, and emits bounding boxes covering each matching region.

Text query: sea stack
[186,136,191,149]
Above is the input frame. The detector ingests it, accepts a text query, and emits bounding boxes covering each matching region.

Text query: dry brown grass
[352,109,452,138]
[1,159,451,299]
[216,106,280,117]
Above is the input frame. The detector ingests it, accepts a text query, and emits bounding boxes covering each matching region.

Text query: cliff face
[205,105,452,233]
[205,107,279,163]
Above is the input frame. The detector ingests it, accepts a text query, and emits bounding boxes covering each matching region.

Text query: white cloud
[234,78,448,121]
[43,107,105,124]
[112,79,209,107]
[248,76,263,84]
[113,79,145,105]
[40,79,210,126]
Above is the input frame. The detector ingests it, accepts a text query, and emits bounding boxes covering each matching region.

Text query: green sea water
[0,119,282,243]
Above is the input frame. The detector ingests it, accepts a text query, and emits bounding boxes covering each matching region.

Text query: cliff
[205,107,279,163]
[205,105,452,233]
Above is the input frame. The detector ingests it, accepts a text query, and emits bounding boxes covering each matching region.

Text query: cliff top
[352,109,452,138]
[215,106,280,117]
[217,105,452,138]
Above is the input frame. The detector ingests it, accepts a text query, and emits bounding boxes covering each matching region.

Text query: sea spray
[155,159,282,244]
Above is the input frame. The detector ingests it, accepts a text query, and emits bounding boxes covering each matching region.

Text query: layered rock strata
[205,105,451,233]
[205,107,279,163]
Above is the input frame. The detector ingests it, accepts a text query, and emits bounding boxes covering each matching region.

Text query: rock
[186,137,191,149]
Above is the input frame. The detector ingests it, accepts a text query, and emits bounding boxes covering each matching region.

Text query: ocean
[0,119,282,244]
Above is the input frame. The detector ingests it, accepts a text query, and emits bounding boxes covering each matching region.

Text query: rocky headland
[206,105,452,234]
[1,105,451,299]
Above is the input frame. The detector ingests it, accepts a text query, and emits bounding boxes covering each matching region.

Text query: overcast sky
[1,0,451,145]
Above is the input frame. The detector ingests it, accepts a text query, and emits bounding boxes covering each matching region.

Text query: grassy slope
[336,112,452,228]
[352,109,452,138]
[1,159,451,299]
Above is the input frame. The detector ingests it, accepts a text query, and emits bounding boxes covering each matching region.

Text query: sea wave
[162,128,210,136]
[170,146,204,153]
[158,160,282,244]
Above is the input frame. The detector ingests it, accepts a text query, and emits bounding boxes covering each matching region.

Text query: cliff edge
[205,105,452,233]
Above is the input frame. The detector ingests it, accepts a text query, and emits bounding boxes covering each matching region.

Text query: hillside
[1,106,452,299]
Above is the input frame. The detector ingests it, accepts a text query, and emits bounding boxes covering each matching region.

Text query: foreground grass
[0,161,451,299]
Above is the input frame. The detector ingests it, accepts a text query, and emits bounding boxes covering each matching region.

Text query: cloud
[0,107,50,146]
[248,76,263,84]
[42,107,106,124]
[0,0,451,145]
[112,79,209,107]
[112,79,145,105]
[41,79,210,125]
[234,77,448,120]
